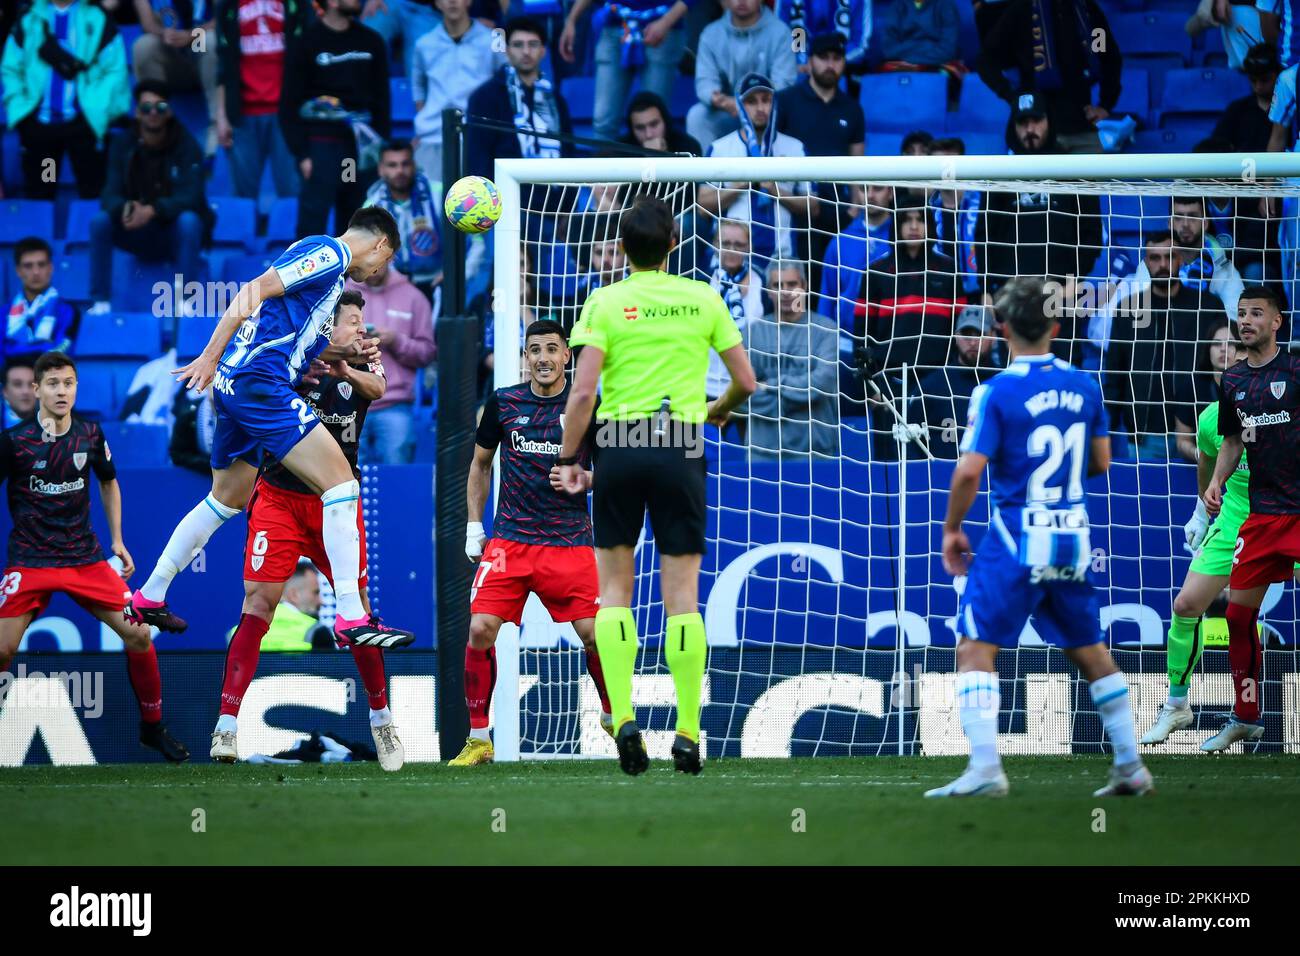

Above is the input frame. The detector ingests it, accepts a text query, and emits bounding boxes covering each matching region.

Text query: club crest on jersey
[251,555,264,572]
[73,452,87,471]
[1272,381,1286,399]
[338,381,352,400]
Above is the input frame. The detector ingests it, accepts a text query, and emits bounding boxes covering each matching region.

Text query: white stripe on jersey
[287,279,345,381]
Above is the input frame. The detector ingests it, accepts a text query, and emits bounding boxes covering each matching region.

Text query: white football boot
[210,729,238,763]
[1140,701,1193,744]
[372,720,405,772]
[923,764,1010,798]
[1200,717,1265,752]
[1093,760,1155,796]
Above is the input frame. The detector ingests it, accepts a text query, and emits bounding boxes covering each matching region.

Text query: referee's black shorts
[591,421,707,555]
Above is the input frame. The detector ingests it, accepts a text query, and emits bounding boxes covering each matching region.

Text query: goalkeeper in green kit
[1143,334,1298,743]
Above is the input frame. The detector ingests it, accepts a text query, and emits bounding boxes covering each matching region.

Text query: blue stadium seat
[0,199,55,247]
[1159,68,1250,117]
[1132,127,1202,153]
[860,73,948,133]
[1114,68,1150,123]
[209,196,258,251]
[64,199,101,248]
[670,76,697,126]
[221,254,275,284]
[52,252,91,303]
[1200,22,1227,66]
[75,312,163,358]
[99,422,171,468]
[1106,194,1171,229]
[950,75,1009,133]
[74,361,123,418]
[948,132,1006,155]
[391,77,416,125]
[176,314,221,361]
[1112,13,1192,63]
[561,76,598,123]
[110,252,194,313]
[865,132,903,155]
[1155,114,1216,141]
[265,197,300,248]
[209,148,234,198]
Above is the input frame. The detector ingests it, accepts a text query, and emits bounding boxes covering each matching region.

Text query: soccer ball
[444,176,502,234]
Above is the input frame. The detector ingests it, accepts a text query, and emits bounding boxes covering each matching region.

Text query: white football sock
[1090,672,1139,767]
[469,726,491,742]
[215,713,237,734]
[957,670,1001,771]
[369,706,392,727]
[142,495,240,601]
[320,480,365,621]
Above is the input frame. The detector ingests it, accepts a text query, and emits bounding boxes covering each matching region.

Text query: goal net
[487,153,1300,761]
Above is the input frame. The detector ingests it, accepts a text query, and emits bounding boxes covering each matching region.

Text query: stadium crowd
[1,0,1297,467]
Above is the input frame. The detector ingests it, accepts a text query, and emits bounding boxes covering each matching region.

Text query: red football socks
[219,613,269,717]
[1225,601,1262,724]
[465,645,497,729]
[125,644,163,724]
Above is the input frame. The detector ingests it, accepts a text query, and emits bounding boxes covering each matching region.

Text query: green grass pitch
[5,756,1297,865]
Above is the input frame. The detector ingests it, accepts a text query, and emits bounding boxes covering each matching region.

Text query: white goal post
[488,152,1300,763]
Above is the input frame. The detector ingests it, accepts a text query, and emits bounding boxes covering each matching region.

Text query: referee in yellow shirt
[556,196,757,775]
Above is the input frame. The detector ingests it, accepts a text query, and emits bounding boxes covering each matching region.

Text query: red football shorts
[469,538,600,625]
[1230,511,1300,590]
[0,562,131,618]
[244,479,368,587]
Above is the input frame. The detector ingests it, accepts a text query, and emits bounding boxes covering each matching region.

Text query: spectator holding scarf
[976,0,1122,152]
[560,0,690,141]
[775,0,872,74]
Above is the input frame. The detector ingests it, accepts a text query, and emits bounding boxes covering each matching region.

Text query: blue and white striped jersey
[218,235,352,385]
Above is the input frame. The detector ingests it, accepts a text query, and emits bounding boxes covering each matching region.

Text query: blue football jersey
[218,235,352,385]
[961,353,1108,573]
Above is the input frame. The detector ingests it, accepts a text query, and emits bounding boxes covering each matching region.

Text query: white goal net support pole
[490,152,1300,762]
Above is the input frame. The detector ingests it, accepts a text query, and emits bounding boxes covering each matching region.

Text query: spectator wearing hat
[975,0,1122,152]
[686,0,797,148]
[776,34,865,160]
[1215,42,1282,152]
[878,0,963,76]
[979,92,1102,297]
[697,72,816,267]
[560,0,690,142]
[908,302,1004,459]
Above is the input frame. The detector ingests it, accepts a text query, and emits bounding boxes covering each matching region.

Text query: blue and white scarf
[776,0,872,66]
[1031,0,1101,93]
[594,3,675,70]
[365,172,441,282]
[932,191,983,296]
[736,92,779,261]
[506,66,562,160]
[7,287,72,354]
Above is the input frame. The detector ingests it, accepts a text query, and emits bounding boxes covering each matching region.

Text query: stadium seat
[74,360,123,418]
[860,72,948,133]
[1155,114,1216,142]
[209,196,258,251]
[1200,22,1227,67]
[209,148,234,198]
[0,199,55,248]
[63,199,101,248]
[74,312,163,358]
[52,252,92,303]
[1131,127,1201,153]
[220,253,275,284]
[1106,194,1171,229]
[1111,13,1192,63]
[99,422,171,468]
[561,76,597,123]
[950,75,1009,134]
[670,76,697,126]
[1159,68,1250,118]
[1113,69,1150,123]
[265,197,300,248]
[391,77,416,125]
[176,314,221,360]
[110,251,194,314]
